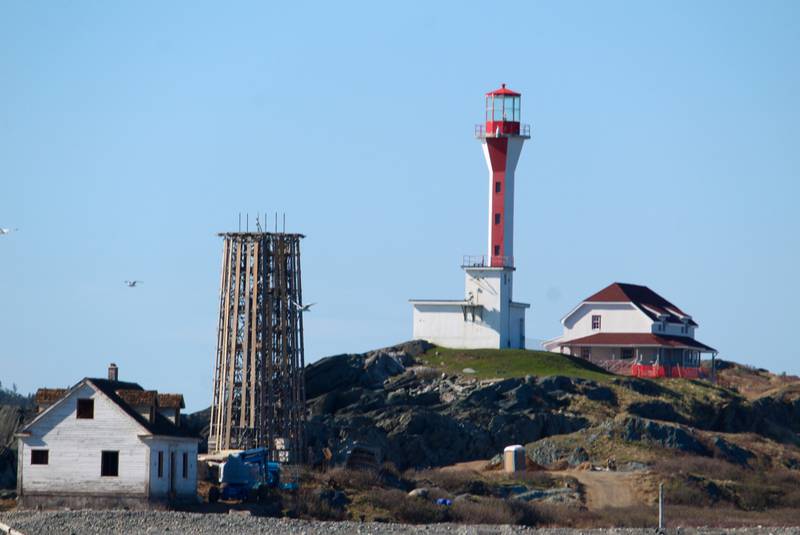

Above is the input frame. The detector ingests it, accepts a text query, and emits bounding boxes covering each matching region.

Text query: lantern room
[485,84,521,136]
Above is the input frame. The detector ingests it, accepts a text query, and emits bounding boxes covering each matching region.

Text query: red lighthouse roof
[486,83,520,96]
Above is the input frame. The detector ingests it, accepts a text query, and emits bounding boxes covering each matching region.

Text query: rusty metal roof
[157,393,185,409]
[34,388,68,405]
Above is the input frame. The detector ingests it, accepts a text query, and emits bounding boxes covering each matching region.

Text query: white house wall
[19,384,149,496]
[147,439,198,499]
[563,303,652,338]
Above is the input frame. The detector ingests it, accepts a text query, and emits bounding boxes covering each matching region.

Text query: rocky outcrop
[303,342,605,470]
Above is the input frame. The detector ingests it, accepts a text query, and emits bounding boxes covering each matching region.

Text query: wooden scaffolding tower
[208,231,306,464]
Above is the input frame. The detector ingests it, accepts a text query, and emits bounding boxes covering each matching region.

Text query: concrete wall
[412,266,526,349]
[412,303,500,348]
[19,384,149,496]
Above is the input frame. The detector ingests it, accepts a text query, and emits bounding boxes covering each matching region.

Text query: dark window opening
[101,451,119,477]
[591,315,601,330]
[495,181,501,193]
[31,449,49,465]
[77,398,94,419]
[494,213,501,225]
[581,347,591,359]
[622,348,634,359]
[182,452,188,479]
[493,245,500,256]
[158,451,164,478]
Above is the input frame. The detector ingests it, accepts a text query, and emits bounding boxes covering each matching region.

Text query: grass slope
[418,347,611,382]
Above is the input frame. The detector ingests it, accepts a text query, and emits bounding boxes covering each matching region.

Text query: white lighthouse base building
[410,263,529,349]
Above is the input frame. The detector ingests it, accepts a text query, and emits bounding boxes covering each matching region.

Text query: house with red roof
[543,283,716,378]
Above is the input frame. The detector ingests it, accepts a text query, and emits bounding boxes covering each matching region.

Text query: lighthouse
[410,84,531,349]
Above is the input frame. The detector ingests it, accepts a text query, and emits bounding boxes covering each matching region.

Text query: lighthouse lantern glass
[486,95,520,123]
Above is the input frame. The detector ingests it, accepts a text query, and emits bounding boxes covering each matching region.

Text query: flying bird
[290,299,316,312]
[0,228,18,235]
[124,280,143,288]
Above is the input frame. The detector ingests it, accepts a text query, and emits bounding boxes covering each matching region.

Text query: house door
[169,451,176,496]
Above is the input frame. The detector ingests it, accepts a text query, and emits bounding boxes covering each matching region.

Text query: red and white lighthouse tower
[479,84,530,268]
[410,84,531,349]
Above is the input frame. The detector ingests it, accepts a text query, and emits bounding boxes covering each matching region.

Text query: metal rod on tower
[238,213,241,232]
[283,213,285,233]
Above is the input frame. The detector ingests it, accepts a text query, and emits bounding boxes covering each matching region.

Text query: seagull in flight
[0,228,18,236]
[124,280,143,288]
[290,299,316,312]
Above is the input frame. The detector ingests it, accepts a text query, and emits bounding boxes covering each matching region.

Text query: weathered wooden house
[16,364,199,509]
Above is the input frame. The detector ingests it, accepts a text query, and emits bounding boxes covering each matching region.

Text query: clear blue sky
[2,1,798,410]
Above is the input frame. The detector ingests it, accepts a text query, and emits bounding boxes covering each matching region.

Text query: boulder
[712,437,754,465]
[628,401,686,424]
[408,487,429,499]
[620,417,710,456]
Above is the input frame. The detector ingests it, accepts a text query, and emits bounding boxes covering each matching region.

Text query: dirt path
[558,470,639,509]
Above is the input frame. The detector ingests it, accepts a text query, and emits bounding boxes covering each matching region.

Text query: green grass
[418,346,612,382]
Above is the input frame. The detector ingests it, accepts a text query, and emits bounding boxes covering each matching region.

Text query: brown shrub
[407,469,489,496]
[325,466,381,491]
[296,487,347,521]
[653,454,744,481]
[451,497,539,526]
[368,488,450,524]
[506,471,556,488]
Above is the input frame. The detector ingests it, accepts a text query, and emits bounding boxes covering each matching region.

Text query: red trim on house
[563,332,715,352]
[486,137,508,267]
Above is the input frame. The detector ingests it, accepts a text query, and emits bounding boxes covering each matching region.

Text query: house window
[101,451,119,477]
[493,245,500,256]
[494,213,501,225]
[581,347,591,359]
[591,315,601,330]
[495,181,501,193]
[622,348,633,359]
[158,451,164,478]
[76,398,94,419]
[31,449,49,465]
[182,452,188,479]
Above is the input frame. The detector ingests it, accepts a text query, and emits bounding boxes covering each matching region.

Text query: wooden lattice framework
[208,232,306,464]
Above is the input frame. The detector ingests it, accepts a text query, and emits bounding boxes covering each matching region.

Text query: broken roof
[26,378,197,440]
[584,282,699,326]
[116,389,157,407]
[35,388,68,405]
[157,393,185,409]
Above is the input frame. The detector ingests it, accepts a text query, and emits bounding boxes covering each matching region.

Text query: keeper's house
[543,283,717,378]
[16,364,199,509]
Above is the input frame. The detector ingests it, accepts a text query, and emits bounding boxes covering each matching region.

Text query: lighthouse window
[495,182,501,193]
[493,245,500,256]
[591,315,601,330]
[494,213,501,225]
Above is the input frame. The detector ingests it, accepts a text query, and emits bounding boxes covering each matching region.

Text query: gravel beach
[1,511,799,535]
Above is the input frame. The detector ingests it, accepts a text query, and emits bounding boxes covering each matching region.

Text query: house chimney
[108,363,119,381]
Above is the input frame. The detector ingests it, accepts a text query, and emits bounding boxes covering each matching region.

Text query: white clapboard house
[16,364,199,509]
[543,283,716,378]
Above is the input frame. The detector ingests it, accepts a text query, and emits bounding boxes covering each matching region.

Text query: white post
[658,481,664,531]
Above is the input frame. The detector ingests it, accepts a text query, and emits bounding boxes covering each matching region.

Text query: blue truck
[218,447,298,501]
